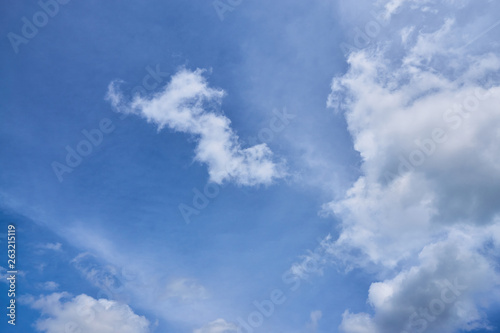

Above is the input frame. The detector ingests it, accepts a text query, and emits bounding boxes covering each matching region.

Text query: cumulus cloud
[323,0,500,331]
[24,292,150,333]
[106,68,285,186]
[340,226,500,333]
[340,311,378,333]
[327,0,500,268]
[193,318,238,333]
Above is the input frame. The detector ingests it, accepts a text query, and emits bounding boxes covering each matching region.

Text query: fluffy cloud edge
[22,292,150,333]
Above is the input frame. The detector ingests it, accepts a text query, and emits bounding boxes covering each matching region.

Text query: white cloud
[106,68,285,186]
[323,0,500,331]
[0,266,8,284]
[68,248,222,329]
[383,0,407,19]
[0,265,26,281]
[340,311,379,333]
[307,310,322,333]
[193,318,238,333]
[326,3,500,267]
[24,292,150,333]
[40,242,62,251]
[39,281,59,291]
[161,278,209,302]
[339,226,500,333]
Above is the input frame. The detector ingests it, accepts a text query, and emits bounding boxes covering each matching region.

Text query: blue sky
[1,0,500,332]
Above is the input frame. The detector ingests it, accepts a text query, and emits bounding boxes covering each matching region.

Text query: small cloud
[339,311,378,333]
[307,310,322,333]
[0,266,25,281]
[23,292,150,333]
[39,242,62,251]
[0,266,8,284]
[36,263,47,273]
[38,281,59,291]
[161,278,208,302]
[106,68,286,186]
[194,318,238,333]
